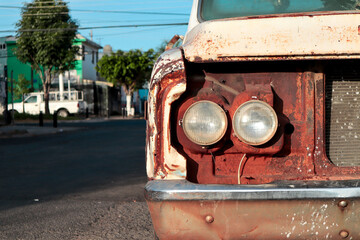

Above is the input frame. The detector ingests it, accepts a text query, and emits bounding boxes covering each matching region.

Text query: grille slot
[325,74,360,166]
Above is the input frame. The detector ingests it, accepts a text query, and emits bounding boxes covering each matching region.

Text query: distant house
[53,34,103,85]
[1,34,120,116]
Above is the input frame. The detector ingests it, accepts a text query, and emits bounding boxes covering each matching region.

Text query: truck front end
[145,0,360,239]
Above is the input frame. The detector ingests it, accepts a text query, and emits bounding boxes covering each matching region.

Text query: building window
[96,52,99,63]
[92,51,94,64]
[82,46,85,60]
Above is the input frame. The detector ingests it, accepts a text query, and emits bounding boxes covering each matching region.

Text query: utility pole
[4,65,8,124]
[10,70,14,125]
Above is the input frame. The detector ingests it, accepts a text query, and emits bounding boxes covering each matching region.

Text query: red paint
[147,52,360,184]
[165,61,360,184]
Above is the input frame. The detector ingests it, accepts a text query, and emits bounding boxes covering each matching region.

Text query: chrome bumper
[145,179,360,201]
[145,180,360,240]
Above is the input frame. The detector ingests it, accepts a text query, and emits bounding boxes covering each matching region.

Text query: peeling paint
[183,13,360,62]
[146,48,187,180]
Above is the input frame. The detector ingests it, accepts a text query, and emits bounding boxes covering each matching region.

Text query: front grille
[325,73,360,166]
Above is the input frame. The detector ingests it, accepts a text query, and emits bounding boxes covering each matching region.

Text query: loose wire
[237,153,247,184]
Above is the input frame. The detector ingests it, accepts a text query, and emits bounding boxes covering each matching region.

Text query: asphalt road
[0,119,154,240]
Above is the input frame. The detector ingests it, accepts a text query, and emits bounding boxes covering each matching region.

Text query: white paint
[183,13,360,62]
[146,85,158,178]
[78,34,102,81]
[126,94,132,116]
[185,0,200,37]
[161,83,187,179]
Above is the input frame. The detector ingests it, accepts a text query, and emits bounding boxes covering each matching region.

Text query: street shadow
[0,119,147,211]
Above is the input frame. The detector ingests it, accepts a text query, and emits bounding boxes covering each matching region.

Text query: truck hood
[182,12,360,62]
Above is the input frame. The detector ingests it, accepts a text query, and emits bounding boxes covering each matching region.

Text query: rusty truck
[145,0,360,239]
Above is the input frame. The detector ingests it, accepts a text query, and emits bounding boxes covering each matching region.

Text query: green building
[1,34,118,115]
[6,36,43,95]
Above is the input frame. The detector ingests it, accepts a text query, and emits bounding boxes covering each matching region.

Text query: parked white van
[8,91,86,117]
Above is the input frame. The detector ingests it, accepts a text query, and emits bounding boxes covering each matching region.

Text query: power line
[73,9,189,15]
[22,12,69,16]
[79,18,188,24]
[6,4,190,11]
[25,1,67,3]
[0,5,190,16]
[99,25,183,37]
[0,22,188,33]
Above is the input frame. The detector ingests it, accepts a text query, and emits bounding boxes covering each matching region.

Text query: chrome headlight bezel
[182,100,228,146]
[232,100,278,146]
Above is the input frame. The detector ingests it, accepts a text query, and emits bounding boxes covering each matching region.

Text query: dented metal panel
[183,13,360,62]
[146,48,187,180]
[147,199,360,240]
[146,181,360,240]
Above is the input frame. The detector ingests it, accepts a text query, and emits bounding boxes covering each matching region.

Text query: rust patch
[147,198,360,240]
[168,61,360,184]
[165,35,182,51]
[165,164,176,172]
[147,48,187,179]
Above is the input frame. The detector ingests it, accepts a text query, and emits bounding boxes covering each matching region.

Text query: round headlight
[182,101,228,146]
[233,100,278,146]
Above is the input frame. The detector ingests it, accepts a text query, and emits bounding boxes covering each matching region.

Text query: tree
[96,49,156,116]
[15,0,79,114]
[13,74,31,113]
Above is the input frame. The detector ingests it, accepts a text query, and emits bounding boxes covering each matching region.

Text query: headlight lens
[182,101,228,146]
[233,100,278,146]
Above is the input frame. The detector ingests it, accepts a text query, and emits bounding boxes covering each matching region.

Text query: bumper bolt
[338,200,348,208]
[339,230,349,238]
[205,215,214,224]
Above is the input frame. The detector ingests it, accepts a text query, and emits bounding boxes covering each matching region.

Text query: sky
[0,0,193,52]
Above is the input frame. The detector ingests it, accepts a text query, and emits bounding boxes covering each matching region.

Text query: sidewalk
[0,116,144,138]
[0,125,80,138]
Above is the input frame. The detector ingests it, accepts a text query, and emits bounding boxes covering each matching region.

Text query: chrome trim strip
[145,180,360,201]
[197,0,204,23]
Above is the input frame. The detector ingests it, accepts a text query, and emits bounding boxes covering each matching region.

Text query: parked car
[8,90,86,117]
[145,0,360,239]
